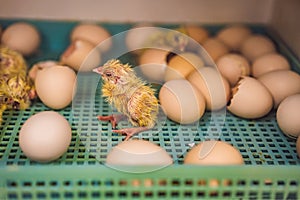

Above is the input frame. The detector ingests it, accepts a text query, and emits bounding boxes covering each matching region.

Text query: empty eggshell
[258,70,300,108]
[252,53,290,77]
[227,76,273,119]
[1,22,40,56]
[188,67,230,110]
[159,79,206,124]
[216,53,251,86]
[71,23,112,52]
[138,48,169,83]
[29,60,58,81]
[216,25,252,51]
[35,65,77,109]
[184,140,244,165]
[106,139,173,172]
[276,94,300,138]
[240,34,276,62]
[164,52,204,81]
[19,111,72,163]
[60,39,101,71]
[202,38,229,62]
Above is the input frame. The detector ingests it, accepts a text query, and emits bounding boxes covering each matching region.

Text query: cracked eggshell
[60,39,101,72]
[240,34,276,62]
[216,53,250,87]
[216,25,252,51]
[227,76,273,119]
[258,70,300,108]
[252,53,290,78]
[276,94,300,138]
[1,22,40,56]
[29,60,58,81]
[187,67,230,111]
[159,79,206,124]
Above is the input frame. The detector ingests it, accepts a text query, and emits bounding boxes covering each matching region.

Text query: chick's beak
[93,66,103,75]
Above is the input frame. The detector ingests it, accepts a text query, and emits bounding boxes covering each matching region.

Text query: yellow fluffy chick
[0,46,36,125]
[93,59,159,140]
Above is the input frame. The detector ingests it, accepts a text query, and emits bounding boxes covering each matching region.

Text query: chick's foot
[97,114,126,129]
[112,127,150,141]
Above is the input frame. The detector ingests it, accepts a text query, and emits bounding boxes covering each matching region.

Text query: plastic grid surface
[0,19,300,199]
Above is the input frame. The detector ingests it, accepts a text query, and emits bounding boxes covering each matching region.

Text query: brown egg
[71,23,112,52]
[164,52,204,81]
[276,94,300,138]
[184,141,244,165]
[252,53,290,77]
[138,48,169,83]
[296,137,300,158]
[159,79,206,124]
[183,25,209,51]
[0,25,2,39]
[240,34,276,62]
[1,22,40,56]
[216,53,251,86]
[188,67,230,110]
[202,38,229,62]
[60,39,101,72]
[227,76,273,119]
[258,70,300,108]
[216,25,252,51]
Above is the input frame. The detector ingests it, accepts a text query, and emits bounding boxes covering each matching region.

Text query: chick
[0,46,36,125]
[93,59,159,140]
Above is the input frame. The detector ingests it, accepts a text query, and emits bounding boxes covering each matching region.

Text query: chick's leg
[112,127,150,141]
[97,114,126,129]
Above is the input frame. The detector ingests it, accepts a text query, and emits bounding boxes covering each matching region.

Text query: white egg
[276,94,300,138]
[19,111,72,163]
[35,65,77,109]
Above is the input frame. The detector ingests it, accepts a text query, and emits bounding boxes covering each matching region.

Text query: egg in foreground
[19,111,72,163]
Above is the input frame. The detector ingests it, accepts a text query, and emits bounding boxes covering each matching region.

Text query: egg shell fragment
[1,22,40,56]
[227,76,273,119]
[19,111,72,163]
[252,53,290,78]
[276,94,300,138]
[35,65,77,109]
[184,141,244,165]
[258,70,300,108]
[159,79,206,124]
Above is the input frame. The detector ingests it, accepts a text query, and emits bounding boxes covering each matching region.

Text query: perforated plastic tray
[0,19,300,199]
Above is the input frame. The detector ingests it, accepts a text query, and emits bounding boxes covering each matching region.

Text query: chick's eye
[105,72,112,77]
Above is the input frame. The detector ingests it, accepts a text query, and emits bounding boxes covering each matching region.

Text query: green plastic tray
[0,19,300,199]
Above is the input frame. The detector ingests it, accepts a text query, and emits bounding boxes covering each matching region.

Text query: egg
[184,140,244,165]
[159,79,206,124]
[70,23,112,52]
[240,34,276,62]
[216,53,251,86]
[0,25,2,38]
[106,139,173,171]
[188,67,230,110]
[35,65,77,109]
[29,60,58,81]
[276,94,300,138]
[258,70,300,108]
[216,25,252,51]
[1,22,40,56]
[227,76,273,119]
[252,53,290,77]
[202,38,229,62]
[296,137,300,158]
[60,39,101,71]
[19,111,72,162]
[138,48,169,83]
[164,52,204,81]
[183,25,209,51]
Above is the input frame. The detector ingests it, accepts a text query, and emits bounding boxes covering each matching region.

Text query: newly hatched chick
[93,59,159,140]
[0,46,36,125]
